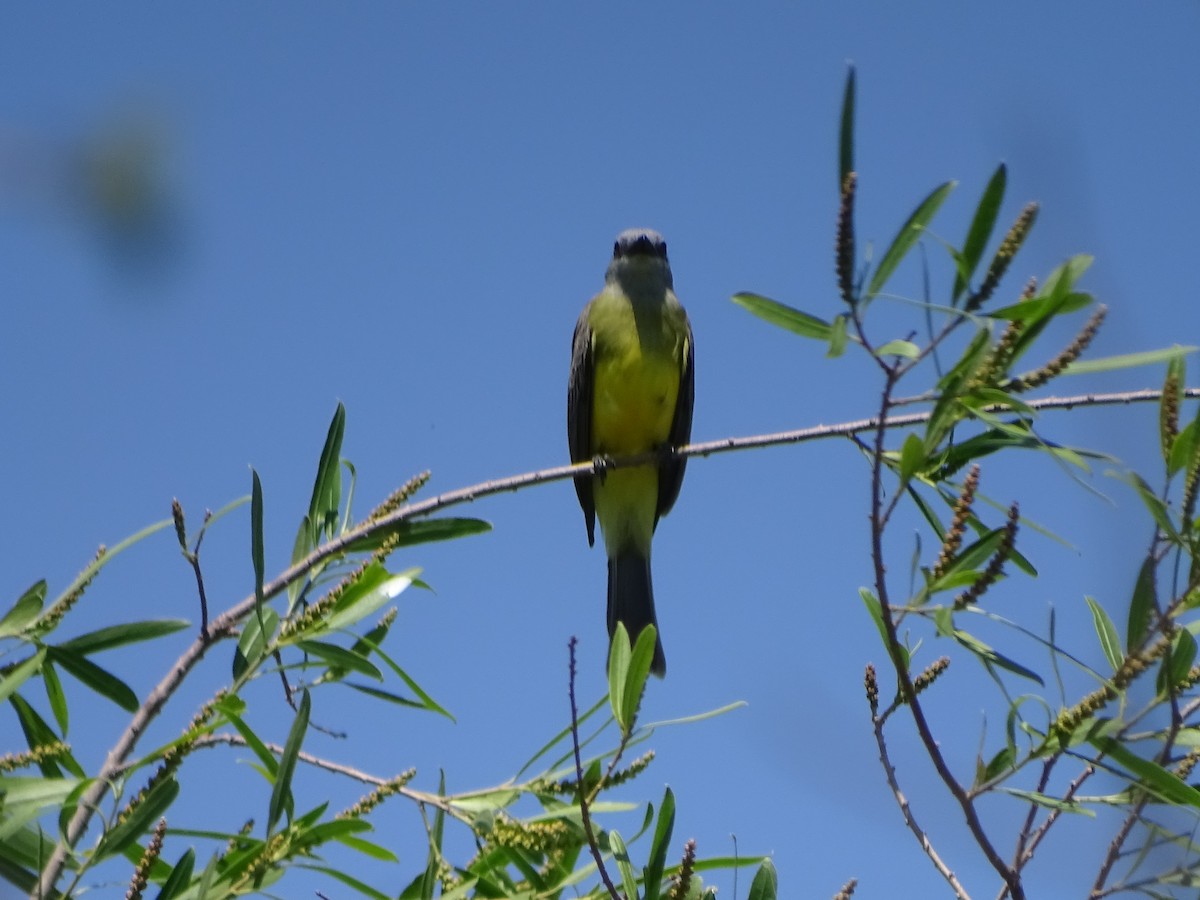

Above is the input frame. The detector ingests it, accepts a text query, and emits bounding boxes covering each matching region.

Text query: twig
[30,385,1196,897]
[871,701,970,898]
[568,637,620,900]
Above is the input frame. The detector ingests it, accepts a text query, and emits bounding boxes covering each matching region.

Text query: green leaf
[860,588,906,666]
[1000,787,1093,816]
[953,630,1043,684]
[643,787,676,900]
[866,180,956,298]
[747,858,778,900]
[47,646,138,711]
[251,466,266,612]
[298,640,383,681]
[1120,471,1180,544]
[309,402,346,544]
[345,518,492,553]
[620,625,656,731]
[1159,628,1197,694]
[898,432,925,483]
[1090,736,1200,806]
[1085,596,1123,673]
[0,581,46,637]
[1065,346,1197,377]
[94,776,179,861]
[827,312,848,358]
[730,293,832,340]
[42,659,68,735]
[1127,554,1157,652]
[609,830,639,900]
[839,65,855,187]
[322,566,417,635]
[0,650,46,705]
[268,689,310,834]
[57,619,189,655]
[608,622,633,732]
[233,606,279,681]
[1169,418,1200,478]
[223,708,279,775]
[156,847,196,900]
[953,163,1007,303]
[875,339,920,359]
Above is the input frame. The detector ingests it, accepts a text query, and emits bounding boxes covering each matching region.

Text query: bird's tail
[607,549,666,677]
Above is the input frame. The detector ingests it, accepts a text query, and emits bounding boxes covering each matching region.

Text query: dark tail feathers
[607,550,666,677]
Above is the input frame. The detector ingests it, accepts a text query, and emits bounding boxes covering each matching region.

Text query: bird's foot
[592,454,614,484]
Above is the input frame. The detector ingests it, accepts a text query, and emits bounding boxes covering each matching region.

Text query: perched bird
[567,228,694,676]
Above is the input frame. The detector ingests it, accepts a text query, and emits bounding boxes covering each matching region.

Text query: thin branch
[568,637,620,900]
[872,702,970,898]
[31,384,1196,897]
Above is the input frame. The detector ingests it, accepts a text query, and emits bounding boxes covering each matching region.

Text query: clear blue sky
[3,5,1200,898]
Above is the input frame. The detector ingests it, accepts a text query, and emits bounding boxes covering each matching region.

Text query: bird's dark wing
[567,310,596,546]
[656,319,694,521]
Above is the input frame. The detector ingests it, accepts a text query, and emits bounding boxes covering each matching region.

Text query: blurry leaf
[42,659,68,735]
[223,709,279,774]
[0,582,46,637]
[336,833,400,862]
[322,566,417,634]
[610,830,639,900]
[860,588,907,668]
[828,313,848,358]
[1085,596,1123,672]
[839,65,855,187]
[298,640,383,681]
[731,293,832,340]
[233,606,279,681]
[898,432,925,483]
[251,466,266,607]
[268,689,310,834]
[608,622,633,731]
[953,631,1043,684]
[94,776,179,861]
[57,619,188,655]
[9,693,81,778]
[357,637,453,721]
[1065,346,1197,376]
[875,339,920,359]
[989,291,1092,322]
[1001,788,1093,815]
[620,625,656,731]
[953,163,1007,303]
[309,403,346,544]
[981,745,1015,783]
[288,515,314,611]
[866,181,955,298]
[43,517,174,618]
[1170,413,1200,479]
[1127,555,1157,652]
[1159,628,1197,695]
[0,650,46,705]
[344,682,429,710]
[644,787,675,900]
[47,646,138,711]
[156,847,196,900]
[1091,736,1200,806]
[747,858,778,900]
[345,518,492,553]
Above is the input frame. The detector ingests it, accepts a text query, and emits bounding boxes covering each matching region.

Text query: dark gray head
[606,228,673,288]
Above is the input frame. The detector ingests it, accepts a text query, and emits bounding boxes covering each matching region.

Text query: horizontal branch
[32,384,1195,898]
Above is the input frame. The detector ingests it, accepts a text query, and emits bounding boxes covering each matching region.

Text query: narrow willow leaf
[620,625,655,733]
[44,518,174,617]
[989,291,1092,322]
[1159,628,1197,694]
[1121,471,1180,544]
[953,163,1007,303]
[839,66,855,187]
[859,588,907,667]
[1085,596,1123,672]
[1169,418,1200,478]
[1000,787,1094,816]
[898,432,925,483]
[1090,736,1200,807]
[731,293,833,340]
[954,630,1043,684]
[268,689,310,834]
[57,619,189,655]
[233,606,279,681]
[288,515,314,611]
[0,650,46,705]
[250,468,268,667]
[644,787,676,900]
[0,582,46,637]
[827,312,848,358]
[356,638,453,721]
[608,623,633,732]
[1064,345,1197,376]
[224,709,279,774]
[345,518,492,553]
[42,659,68,735]
[321,566,417,635]
[297,640,384,681]
[309,402,346,544]
[94,777,179,861]
[156,847,196,900]
[747,858,778,900]
[47,646,138,711]
[866,181,956,298]
[875,339,920,359]
[336,834,400,862]
[1127,555,1157,652]
[609,831,639,900]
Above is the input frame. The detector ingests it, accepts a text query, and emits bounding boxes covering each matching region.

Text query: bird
[567,228,694,676]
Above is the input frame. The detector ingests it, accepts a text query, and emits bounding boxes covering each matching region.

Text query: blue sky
[3,4,1200,898]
